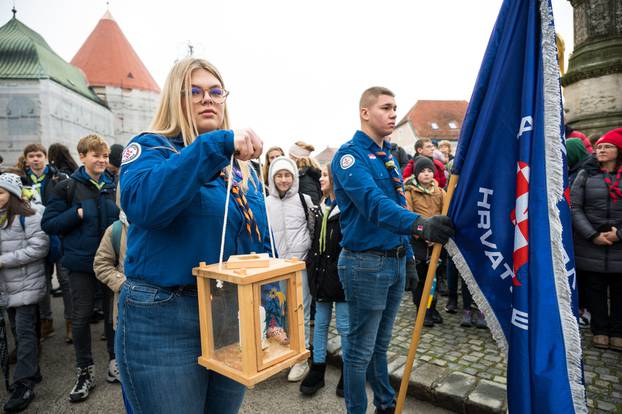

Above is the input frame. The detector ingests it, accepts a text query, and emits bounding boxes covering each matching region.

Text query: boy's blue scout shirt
[331,130,419,256]
[119,130,271,287]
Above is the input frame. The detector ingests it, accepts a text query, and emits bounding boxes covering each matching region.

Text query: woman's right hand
[233,129,263,161]
[593,233,614,246]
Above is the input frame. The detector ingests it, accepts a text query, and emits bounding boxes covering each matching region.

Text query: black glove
[412,215,455,244]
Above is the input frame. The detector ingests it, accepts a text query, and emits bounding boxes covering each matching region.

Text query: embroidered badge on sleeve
[340,154,355,170]
[121,143,142,165]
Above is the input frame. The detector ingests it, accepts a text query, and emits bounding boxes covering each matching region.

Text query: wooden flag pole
[395,173,459,414]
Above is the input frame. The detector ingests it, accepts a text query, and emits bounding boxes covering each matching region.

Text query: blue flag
[446,0,586,413]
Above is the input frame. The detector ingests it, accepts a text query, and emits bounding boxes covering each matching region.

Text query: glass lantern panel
[210,280,241,371]
[258,278,293,367]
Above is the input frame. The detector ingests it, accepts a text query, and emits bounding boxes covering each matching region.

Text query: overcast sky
[1,0,574,153]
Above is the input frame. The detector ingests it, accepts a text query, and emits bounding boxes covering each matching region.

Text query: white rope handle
[258,158,276,259]
[217,154,276,272]
[218,153,236,271]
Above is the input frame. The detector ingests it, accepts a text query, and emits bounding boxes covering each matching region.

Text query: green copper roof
[0,17,105,106]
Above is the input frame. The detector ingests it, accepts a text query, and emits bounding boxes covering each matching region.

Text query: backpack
[18,215,62,264]
[111,220,122,259]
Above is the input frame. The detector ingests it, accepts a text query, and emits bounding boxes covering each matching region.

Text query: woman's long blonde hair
[149,57,254,191]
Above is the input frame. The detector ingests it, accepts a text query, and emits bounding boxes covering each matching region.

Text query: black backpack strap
[298,192,309,223]
[65,179,76,206]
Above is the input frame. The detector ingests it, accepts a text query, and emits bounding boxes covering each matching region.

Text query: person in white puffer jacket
[0,173,49,412]
[266,156,313,382]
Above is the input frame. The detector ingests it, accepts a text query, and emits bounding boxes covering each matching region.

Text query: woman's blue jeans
[338,249,405,414]
[116,279,246,414]
[312,301,349,364]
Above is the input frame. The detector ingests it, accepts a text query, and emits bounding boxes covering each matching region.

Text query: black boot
[299,362,326,396]
[423,311,435,327]
[3,382,34,412]
[336,366,344,397]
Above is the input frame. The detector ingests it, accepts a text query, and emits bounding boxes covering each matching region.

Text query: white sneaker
[288,360,309,382]
[69,365,95,402]
[106,359,121,383]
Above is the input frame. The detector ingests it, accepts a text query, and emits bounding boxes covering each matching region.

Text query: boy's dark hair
[23,144,47,157]
[414,138,432,152]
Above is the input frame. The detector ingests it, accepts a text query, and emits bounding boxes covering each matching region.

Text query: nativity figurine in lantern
[193,253,310,387]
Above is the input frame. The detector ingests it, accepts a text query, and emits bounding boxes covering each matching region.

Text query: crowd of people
[0,56,619,414]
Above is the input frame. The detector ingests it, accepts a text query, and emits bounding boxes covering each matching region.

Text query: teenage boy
[22,144,68,339]
[402,139,447,188]
[331,87,454,414]
[41,135,119,402]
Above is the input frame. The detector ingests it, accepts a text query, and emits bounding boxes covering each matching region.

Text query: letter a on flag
[446,0,587,413]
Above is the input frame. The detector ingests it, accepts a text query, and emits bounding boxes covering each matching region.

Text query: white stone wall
[564,73,622,124]
[94,86,159,146]
[0,79,42,165]
[0,79,114,166]
[390,121,417,156]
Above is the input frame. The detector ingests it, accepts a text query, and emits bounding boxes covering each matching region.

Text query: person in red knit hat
[597,128,622,150]
[570,127,622,351]
[568,130,594,154]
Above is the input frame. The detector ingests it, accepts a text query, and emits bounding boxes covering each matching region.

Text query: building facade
[391,100,468,155]
[0,16,113,165]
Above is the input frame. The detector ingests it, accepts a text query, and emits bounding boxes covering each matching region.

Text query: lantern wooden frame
[193,254,310,387]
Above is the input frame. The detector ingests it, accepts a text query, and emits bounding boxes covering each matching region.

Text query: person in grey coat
[0,173,49,412]
[266,156,313,382]
[571,128,622,352]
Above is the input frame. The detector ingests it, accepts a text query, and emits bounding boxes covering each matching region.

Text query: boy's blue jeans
[338,249,405,414]
[116,279,246,414]
[312,301,349,364]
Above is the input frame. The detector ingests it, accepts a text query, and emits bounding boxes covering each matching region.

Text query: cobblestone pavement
[326,294,622,414]
[0,296,449,413]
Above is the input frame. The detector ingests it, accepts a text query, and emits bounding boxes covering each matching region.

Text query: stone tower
[562,0,622,137]
[71,11,160,146]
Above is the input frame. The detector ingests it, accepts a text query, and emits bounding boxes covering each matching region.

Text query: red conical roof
[71,11,159,92]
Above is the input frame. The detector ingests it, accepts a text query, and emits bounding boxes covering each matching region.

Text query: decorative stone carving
[563,0,622,136]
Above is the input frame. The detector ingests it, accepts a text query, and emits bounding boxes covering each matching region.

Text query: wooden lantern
[192,253,310,387]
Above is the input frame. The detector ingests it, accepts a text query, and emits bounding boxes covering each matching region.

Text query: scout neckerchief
[221,165,261,241]
[28,166,47,196]
[415,181,435,195]
[89,179,105,191]
[80,167,107,191]
[374,146,407,207]
[602,167,622,202]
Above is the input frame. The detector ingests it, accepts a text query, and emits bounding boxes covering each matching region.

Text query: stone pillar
[562,0,622,138]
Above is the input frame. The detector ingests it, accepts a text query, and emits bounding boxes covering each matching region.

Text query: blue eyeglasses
[184,85,229,104]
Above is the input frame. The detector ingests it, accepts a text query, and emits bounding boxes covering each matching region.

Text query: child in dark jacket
[41,135,119,403]
[0,173,49,412]
[300,164,348,397]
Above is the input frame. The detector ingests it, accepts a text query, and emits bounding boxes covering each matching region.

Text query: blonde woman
[117,58,265,413]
